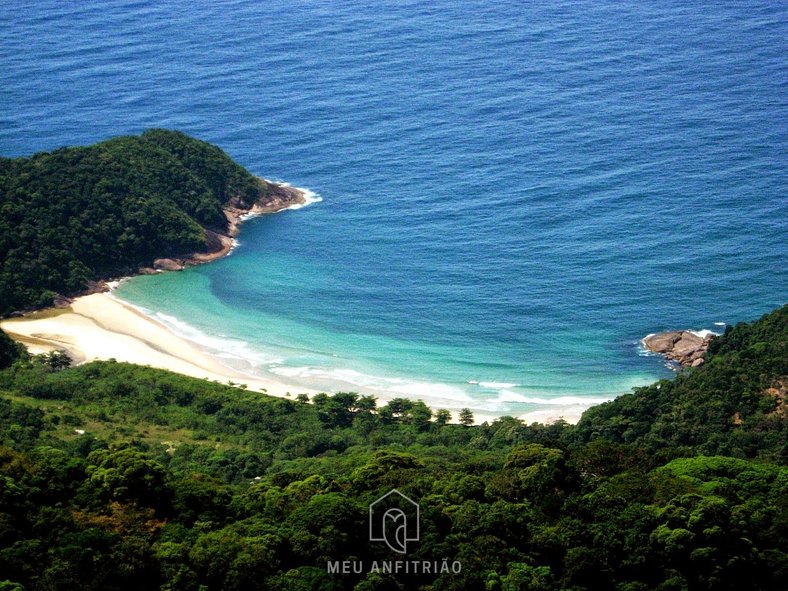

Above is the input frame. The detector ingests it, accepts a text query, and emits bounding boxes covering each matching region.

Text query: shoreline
[0,287,602,425]
[1,181,612,425]
[9,179,313,304]
[0,292,314,399]
[0,179,320,399]
[143,180,310,272]
[1,288,627,425]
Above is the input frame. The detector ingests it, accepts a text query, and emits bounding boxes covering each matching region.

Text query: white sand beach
[1,292,590,425]
[0,293,310,398]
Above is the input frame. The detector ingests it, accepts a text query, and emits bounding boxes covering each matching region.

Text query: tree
[409,401,433,431]
[314,393,359,428]
[0,329,27,369]
[36,350,72,370]
[86,447,168,507]
[459,408,475,426]
[378,398,414,423]
[434,409,452,426]
[355,395,377,413]
[500,563,553,591]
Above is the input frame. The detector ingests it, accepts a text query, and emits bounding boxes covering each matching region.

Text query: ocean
[2,0,786,421]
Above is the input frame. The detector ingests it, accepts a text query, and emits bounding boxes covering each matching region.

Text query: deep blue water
[2,1,786,420]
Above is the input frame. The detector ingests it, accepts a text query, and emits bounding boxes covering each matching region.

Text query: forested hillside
[574,305,788,461]
[0,307,785,590]
[0,130,270,315]
[0,328,26,369]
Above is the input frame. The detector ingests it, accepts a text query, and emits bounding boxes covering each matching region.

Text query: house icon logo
[369,489,420,554]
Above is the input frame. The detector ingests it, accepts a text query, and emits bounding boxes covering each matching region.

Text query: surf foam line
[493,390,615,406]
[106,295,475,409]
[468,381,519,389]
[107,295,622,424]
[286,186,323,210]
[688,329,719,339]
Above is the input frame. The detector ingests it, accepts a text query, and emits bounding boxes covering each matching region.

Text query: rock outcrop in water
[642,330,715,368]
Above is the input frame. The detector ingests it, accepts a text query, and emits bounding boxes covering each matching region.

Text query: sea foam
[262,179,323,211]
[494,390,614,406]
[286,187,323,210]
[688,329,719,339]
[471,381,519,389]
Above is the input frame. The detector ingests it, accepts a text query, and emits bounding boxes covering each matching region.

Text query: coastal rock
[642,330,714,369]
[144,181,306,275]
[262,182,306,211]
[224,180,305,216]
[153,258,184,271]
[642,332,681,353]
[51,293,72,308]
[671,332,706,357]
[176,180,306,268]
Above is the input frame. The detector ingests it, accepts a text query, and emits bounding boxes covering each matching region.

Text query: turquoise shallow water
[2,1,787,420]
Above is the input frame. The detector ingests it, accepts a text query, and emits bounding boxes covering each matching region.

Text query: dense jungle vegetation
[0,130,268,315]
[0,306,785,590]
